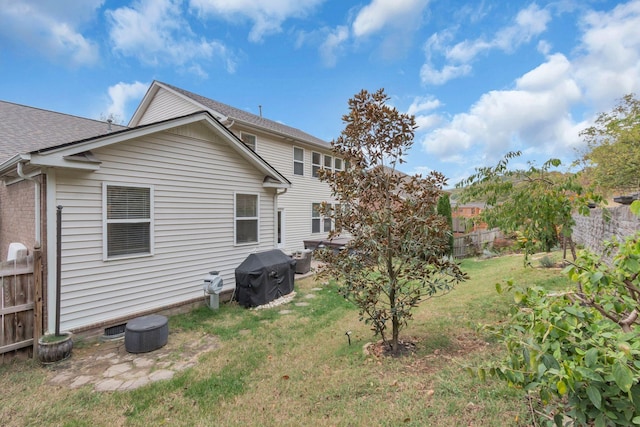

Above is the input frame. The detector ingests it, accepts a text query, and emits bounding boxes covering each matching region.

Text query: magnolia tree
[318,89,467,354]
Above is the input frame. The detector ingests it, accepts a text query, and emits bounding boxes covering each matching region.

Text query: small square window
[240,133,257,151]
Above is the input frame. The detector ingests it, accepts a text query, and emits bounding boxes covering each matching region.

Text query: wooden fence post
[33,245,42,359]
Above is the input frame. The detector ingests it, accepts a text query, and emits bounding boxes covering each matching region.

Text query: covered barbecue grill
[234,249,296,307]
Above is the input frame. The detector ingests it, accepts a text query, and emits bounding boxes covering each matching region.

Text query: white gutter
[16,161,41,246]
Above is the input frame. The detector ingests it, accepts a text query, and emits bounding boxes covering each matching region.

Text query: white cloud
[105,81,149,123]
[189,0,324,42]
[418,0,640,182]
[319,26,349,67]
[107,0,236,74]
[573,0,640,108]
[421,53,582,165]
[406,96,443,130]
[420,63,472,86]
[0,0,102,66]
[422,3,551,85]
[352,0,430,38]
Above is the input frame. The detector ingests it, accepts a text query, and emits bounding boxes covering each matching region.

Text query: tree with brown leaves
[318,89,467,354]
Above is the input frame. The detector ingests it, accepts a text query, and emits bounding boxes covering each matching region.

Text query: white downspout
[16,162,41,246]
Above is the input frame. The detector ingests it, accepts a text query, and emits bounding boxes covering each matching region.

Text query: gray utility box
[203,271,224,310]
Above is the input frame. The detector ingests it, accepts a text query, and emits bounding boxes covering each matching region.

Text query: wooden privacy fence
[453,228,503,258]
[0,247,42,357]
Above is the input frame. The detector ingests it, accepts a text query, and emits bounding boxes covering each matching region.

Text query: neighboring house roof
[131,81,331,150]
[453,202,486,210]
[0,102,290,187]
[0,100,126,165]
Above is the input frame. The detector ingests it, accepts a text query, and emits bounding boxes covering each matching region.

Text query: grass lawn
[0,252,570,427]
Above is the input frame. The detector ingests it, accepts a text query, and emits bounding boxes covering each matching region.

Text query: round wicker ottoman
[124,314,168,353]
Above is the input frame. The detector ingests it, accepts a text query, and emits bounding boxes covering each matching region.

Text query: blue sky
[1,0,639,186]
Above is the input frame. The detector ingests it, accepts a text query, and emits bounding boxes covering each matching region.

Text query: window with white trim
[240,132,257,151]
[312,202,333,234]
[235,193,259,244]
[324,154,333,171]
[334,158,343,171]
[104,184,153,259]
[312,152,321,178]
[293,147,304,176]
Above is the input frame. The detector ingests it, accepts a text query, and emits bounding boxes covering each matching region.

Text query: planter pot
[37,332,73,364]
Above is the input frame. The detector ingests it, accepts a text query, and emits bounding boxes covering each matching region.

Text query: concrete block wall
[572,205,640,258]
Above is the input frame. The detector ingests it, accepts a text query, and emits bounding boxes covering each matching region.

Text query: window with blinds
[235,193,259,244]
[105,184,153,258]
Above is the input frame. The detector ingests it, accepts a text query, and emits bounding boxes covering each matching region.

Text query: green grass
[0,252,572,427]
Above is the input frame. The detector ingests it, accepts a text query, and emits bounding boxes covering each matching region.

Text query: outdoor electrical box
[203,271,223,310]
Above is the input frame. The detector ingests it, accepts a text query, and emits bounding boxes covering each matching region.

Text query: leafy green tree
[318,89,467,354]
[457,151,597,262]
[437,193,454,256]
[479,217,640,426]
[580,94,640,194]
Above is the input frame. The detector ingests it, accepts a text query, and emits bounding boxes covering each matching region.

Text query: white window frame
[334,158,343,171]
[235,192,260,245]
[312,152,322,178]
[293,146,305,176]
[324,154,333,172]
[240,132,257,151]
[102,183,154,261]
[312,202,333,234]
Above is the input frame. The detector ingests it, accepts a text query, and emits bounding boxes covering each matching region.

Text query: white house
[130,81,341,253]
[0,83,341,335]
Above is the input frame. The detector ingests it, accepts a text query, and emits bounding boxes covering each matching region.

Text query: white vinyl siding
[226,128,338,252]
[137,88,340,254]
[135,88,201,125]
[293,147,304,176]
[55,122,277,331]
[235,193,259,244]
[103,183,153,260]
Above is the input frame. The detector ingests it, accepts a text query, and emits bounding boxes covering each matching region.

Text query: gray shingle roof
[0,100,127,164]
[159,82,331,149]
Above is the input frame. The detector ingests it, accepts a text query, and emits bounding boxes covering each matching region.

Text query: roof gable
[0,110,289,187]
[131,81,330,149]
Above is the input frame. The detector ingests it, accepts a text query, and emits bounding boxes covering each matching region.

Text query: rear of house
[0,104,289,334]
[0,81,341,336]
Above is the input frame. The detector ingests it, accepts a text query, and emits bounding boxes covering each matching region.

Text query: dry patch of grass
[0,252,570,427]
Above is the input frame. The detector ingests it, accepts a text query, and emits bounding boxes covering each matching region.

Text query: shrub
[477,221,640,426]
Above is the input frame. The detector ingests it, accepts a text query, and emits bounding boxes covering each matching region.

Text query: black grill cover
[234,250,296,308]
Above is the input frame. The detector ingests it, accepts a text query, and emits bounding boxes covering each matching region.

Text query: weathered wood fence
[453,228,503,258]
[0,247,42,359]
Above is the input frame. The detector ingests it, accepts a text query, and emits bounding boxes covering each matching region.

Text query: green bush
[477,225,640,426]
